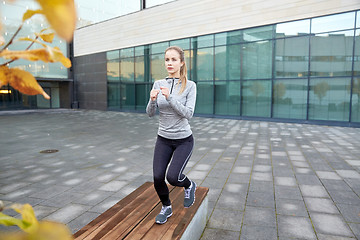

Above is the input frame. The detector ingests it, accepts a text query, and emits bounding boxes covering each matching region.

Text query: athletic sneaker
[155,205,172,224]
[184,180,196,208]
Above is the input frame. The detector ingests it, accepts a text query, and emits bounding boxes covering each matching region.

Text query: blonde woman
[146,46,197,224]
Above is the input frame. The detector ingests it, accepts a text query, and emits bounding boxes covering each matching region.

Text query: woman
[146,46,197,224]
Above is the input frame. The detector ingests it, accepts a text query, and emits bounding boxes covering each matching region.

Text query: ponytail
[165,46,188,94]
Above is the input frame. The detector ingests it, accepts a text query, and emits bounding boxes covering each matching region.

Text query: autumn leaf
[22,9,43,22]
[36,32,55,43]
[0,47,71,68]
[35,0,76,41]
[0,66,8,88]
[11,204,39,234]
[5,67,50,99]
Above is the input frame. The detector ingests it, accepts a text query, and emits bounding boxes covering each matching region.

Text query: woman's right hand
[150,89,160,101]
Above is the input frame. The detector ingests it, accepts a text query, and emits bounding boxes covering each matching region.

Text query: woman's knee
[166,173,178,186]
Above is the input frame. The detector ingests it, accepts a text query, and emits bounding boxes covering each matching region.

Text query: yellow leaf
[11,204,39,234]
[37,32,55,43]
[49,47,71,68]
[0,48,71,68]
[0,66,8,88]
[6,68,50,99]
[22,9,43,22]
[36,221,74,240]
[35,0,77,41]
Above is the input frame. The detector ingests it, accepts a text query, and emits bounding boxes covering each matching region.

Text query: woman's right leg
[153,136,173,206]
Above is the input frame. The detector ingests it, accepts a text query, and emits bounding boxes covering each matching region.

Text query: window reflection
[311,12,355,33]
[242,80,271,117]
[276,19,310,37]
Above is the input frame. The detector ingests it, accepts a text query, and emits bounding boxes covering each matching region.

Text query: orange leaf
[0,66,8,88]
[22,9,43,22]
[37,32,55,43]
[7,68,50,99]
[35,0,77,41]
[0,48,71,68]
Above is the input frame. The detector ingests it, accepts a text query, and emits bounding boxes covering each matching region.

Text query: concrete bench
[73,182,209,240]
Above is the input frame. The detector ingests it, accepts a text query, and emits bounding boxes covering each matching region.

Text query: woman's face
[165,49,183,77]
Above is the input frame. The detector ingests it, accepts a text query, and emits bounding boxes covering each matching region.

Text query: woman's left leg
[166,135,194,188]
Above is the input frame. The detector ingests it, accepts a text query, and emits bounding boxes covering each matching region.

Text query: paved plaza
[0,109,360,239]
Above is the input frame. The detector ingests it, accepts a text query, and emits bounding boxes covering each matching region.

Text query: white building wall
[73,0,360,57]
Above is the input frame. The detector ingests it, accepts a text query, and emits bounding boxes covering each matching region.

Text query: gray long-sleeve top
[146,78,197,139]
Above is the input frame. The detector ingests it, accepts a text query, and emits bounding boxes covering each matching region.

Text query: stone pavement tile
[207,208,243,231]
[310,213,355,238]
[68,211,101,233]
[216,191,246,211]
[321,179,353,191]
[98,180,127,192]
[253,164,271,172]
[348,223,360,240]
[292,161,310,168]
[40,189,83,208]
[29,185,71,199]
[299,185,329,198]
[89,196,120,214]
[45,203,92,224]
[201,176,227,189]
[243,207,276,228]
[200,228,240,240]
[327,189,360,205]
[275,176,297,187]
[304,197,340,214]
[277,215,316,239]
[206,188,222,202]
[276,198,308,217]
[0,182,32,194]
[251,172,272,182]
[336,204,360,223]
[246,191,275,208]
[249,181,273,193]
[296,175,322,185]
[72,190,113,206]
[336,170,360,179]
[2,186,44,202]
[187,170,208,181]
[316,171,342,180]
[232,166,252,174]
[227,172,251,184]
[16,196,44,206]
[273,167,295,177]
[275,186,303,201]
[240,225,277,240]
[33,205,59,220]
[209,168,231,178]
[317,233,357,240]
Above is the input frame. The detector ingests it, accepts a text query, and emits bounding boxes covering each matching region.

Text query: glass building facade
[0,0,175,110]
[106,10,360,125]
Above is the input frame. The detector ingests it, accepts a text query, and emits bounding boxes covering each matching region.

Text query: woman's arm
[167,82,196,120]
[146,82,159,117]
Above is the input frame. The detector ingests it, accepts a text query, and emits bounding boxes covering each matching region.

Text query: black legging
[153,135,193,206]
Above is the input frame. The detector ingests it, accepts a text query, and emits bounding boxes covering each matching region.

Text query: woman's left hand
[160,86,170,99]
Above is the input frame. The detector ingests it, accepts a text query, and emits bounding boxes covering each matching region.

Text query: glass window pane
[215,81,240,116]
[146,0,175,8]
[354,29,360,76]
[136,84,151,110]
[121,47,134,58]
[357,11,360,28]
[151,42,169,54]
[151,53,168,81]
[309,78,351,121]
[215,45,241,80]
[242,80,271,117]
[273,79,308,119]
[193,34,214,48]
[196,81,214,114]
[310,30,354,77]
[120,83,135,109]
[215,30,242,45]
[135,56,145,82]
[197,47,214,81]
[243,25,273,42]
[107,59,120,82]
[107,50,119,60]
[275,36,309,78]
[170,38,190,50]
[108,83,120,109]
[276,19,310,38]
[312,12,355,33]
[135,45,149,56]
[242,41,272,79]
[120,58,134,82]
[352,77,360,122]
